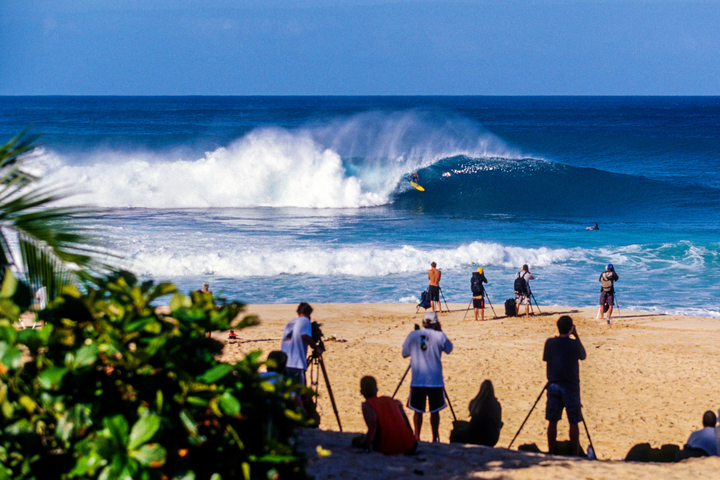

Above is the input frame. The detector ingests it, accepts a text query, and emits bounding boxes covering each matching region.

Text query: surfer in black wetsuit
[410,172,419,184]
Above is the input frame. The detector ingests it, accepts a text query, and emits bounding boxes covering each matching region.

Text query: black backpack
[471,273,484,295]
[514,273,528,294]
[418,290,431,309]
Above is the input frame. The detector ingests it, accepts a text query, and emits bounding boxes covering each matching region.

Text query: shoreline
[219,303,720,476]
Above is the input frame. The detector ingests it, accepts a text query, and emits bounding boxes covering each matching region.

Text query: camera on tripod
[310,321,325,358]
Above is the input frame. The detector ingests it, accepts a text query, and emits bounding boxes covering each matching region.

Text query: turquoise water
[1,96,719,316]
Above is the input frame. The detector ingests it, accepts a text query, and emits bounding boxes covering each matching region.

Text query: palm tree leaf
[18,237,72,301]
[0,130,117,303]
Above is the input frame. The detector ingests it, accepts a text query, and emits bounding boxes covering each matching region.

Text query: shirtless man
[428,262,442,314]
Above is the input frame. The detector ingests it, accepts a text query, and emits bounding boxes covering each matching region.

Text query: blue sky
[2,0,719,95]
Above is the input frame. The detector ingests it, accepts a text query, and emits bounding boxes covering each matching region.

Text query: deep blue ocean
[1,96,719,317]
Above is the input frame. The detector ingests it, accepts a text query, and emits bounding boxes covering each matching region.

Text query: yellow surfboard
[410,181,425,192]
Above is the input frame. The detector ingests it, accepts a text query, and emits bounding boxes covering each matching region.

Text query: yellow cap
[477,267,483,274]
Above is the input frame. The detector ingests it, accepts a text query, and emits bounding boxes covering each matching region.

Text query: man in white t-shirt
[280,302,321,385]
[402,312,454,442]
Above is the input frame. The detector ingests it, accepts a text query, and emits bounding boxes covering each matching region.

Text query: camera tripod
[462,290,498,321]
[392,362,457,422]
[307,351,343,432]
[507,383,597,458]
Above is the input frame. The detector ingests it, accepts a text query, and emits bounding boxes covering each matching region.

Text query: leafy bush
[0,271,312,480]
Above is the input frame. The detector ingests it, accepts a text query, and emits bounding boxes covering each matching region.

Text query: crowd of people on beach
[425,260,619,324]
[265,296,720,460]
[209,259,717,461]
[270,299,598,457]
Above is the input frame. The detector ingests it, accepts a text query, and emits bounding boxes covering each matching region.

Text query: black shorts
[285,367,306,386]
[473,297,484,309]
[408,386,446,413]
[599,290,614,307]
[428,285,440,301]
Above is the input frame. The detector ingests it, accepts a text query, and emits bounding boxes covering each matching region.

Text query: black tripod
[529,289,541,314]
[308,352,343,432]
[438,287,451,313]
[508,383,547,449]
[508,383,597,459]
[614,292,622,318]
[485,291,498,319]
[463,292,498,320]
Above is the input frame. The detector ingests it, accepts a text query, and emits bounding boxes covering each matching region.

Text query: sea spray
[36,111,521,209]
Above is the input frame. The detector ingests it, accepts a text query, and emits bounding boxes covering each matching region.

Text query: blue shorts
[545,382,582,424]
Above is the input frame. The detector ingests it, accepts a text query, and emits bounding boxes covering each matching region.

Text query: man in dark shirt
[543,315,587,456]
[598,264,619,324]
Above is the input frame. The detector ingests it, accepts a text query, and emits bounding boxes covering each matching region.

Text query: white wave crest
[123,241,576,278]
[36,112,521,209]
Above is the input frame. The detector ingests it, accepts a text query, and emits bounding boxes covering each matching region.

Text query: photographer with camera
[401,312,454,442]
[471,267,488,321]
[598,264,619,324]
[543,315,587,456]
[514,265,535,318]
[280,302,323,386]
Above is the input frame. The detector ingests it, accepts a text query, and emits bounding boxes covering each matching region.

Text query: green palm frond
[0,130,115,305]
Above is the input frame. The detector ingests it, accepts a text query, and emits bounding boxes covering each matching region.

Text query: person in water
[586,223,599,230]
[410,172,419,184]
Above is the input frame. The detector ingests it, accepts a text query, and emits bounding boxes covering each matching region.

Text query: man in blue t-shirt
[543,315,587,456]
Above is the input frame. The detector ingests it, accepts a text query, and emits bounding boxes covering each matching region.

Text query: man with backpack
[471,267,488,321]
[598,264,619,324]
[514,264,535,318]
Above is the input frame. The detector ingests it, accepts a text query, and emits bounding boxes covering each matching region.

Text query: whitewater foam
[36,112,521,209]
[121,240,577,278]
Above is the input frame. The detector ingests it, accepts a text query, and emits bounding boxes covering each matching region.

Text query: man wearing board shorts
[402,312,454,442]
[428,262,442,313]
[514,265,535,318]
[543,315,587,456]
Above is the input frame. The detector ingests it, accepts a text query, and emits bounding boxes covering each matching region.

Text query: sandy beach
[219,303,720,479]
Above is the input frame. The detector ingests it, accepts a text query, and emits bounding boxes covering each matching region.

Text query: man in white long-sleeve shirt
[402,312,453,442]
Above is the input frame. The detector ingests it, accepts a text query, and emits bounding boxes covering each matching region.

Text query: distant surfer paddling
[409,172,425,192]
[586,223,599,230]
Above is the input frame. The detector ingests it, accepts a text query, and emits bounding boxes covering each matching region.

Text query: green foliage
[0,271,312,480]
[0,130,113,303]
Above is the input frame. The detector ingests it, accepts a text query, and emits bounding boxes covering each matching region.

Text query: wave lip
[37,111,520,209]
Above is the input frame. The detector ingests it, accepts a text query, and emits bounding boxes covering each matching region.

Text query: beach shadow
[302,429,586,480]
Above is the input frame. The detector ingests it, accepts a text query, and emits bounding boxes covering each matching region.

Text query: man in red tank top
[352,376,418,455]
